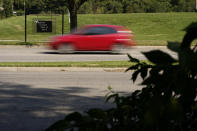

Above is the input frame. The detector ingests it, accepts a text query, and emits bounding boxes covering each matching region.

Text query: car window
[84,27,117,35]
[71,27,86,35]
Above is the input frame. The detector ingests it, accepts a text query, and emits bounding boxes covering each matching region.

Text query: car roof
[82,24,125,30]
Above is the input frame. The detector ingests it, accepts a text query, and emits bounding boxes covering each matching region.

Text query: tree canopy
[10,0,196,13]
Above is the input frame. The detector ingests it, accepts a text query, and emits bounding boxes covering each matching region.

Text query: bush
[78,1,93,14]
[46,23,197,131]
[2,0,13,17]
[16,10,24,16]
[103,1,123,14]
[0,10,4,19]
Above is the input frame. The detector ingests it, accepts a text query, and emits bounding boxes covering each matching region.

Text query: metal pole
[25,10,27,43]
[62,10,64,35]
[24,0,27,43]
[24,0,26,16]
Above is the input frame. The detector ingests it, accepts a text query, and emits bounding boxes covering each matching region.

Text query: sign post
[24,0,27,43]
[25,10,64,43]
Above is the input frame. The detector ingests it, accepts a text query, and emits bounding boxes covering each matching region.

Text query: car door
[75,26,117,51]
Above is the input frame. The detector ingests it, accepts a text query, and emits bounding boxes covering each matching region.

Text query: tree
[171,0,195,12]
[45,0,87,31]
[28,0,45,10]
[65,0,87,31]
[2,0,13,17]
[13,0,24,10]
[103,0,123,14]
[78,1,93,14]
[45,0,67,11]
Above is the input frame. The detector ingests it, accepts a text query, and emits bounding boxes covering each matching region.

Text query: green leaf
[142,50,176,65]
[141,77,153,85]
[140,68,148,80]
[106,93,119,103]
[45,119,68,131]
[132,70,140,82]
[125,64,139,72]
[87,108,107,119]
[127,53,140,63]
[65,112,83,122]
[183,22,197,32]
[167,41,181,53]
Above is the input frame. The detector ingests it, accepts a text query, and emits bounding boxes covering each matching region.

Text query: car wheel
[58,43,75,54]
[111,44,123,54]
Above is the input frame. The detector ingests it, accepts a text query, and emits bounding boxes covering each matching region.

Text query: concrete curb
[0,67,127,72]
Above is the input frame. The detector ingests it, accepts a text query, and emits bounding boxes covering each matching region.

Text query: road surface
[0,70,142,131]
[0,45,177,62]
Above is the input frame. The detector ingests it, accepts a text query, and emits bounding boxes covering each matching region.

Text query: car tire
[111,44,123,54]
[58,43,75,54]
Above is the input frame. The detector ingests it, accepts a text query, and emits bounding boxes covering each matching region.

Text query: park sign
[32,18,56,34]
[35,19,52,33]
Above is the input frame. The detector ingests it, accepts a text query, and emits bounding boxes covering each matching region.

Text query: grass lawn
[0,61,135,67]
[0,12,196,45]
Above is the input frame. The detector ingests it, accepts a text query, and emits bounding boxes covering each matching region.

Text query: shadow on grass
[0,82,114,131]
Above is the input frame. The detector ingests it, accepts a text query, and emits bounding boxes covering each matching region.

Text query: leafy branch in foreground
[46,22,197,131]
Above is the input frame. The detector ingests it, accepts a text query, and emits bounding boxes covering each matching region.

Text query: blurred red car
[48,24,136,53]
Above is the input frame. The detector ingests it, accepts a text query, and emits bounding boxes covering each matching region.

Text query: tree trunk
[69,3,78,32]
[69,8,77,32]
[67,0,87,32]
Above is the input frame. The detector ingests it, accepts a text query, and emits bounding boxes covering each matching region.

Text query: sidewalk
[0,67,127,72]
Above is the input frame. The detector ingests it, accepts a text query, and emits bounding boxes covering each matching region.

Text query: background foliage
[1,0,196,18]
[1,0,13,18]
[1,0,195,30]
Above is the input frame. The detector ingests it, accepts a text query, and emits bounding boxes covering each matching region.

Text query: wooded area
[0,0,196,15]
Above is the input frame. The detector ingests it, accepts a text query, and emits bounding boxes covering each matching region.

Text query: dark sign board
[36,21,52,33]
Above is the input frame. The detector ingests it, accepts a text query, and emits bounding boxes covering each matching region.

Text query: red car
[48,24,136,53]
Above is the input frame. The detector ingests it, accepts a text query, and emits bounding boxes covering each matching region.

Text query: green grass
[0,12,196,45]
[0,61,136,67]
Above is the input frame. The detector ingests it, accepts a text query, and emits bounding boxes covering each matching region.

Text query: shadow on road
[0,82,114,131]
[40,51,124,55]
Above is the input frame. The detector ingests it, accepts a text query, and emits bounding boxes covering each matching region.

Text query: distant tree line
[78,0,196,14]
[1,0,196,17]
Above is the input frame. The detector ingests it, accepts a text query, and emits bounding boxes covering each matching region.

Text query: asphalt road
[0,70,142,131]
[0,45,177,62]
[0,45,177,131]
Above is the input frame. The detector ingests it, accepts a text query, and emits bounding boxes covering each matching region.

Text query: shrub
[16,10,24,16]
[46,23,197,131]
[103,1,123,14]
[2,0,13,17]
